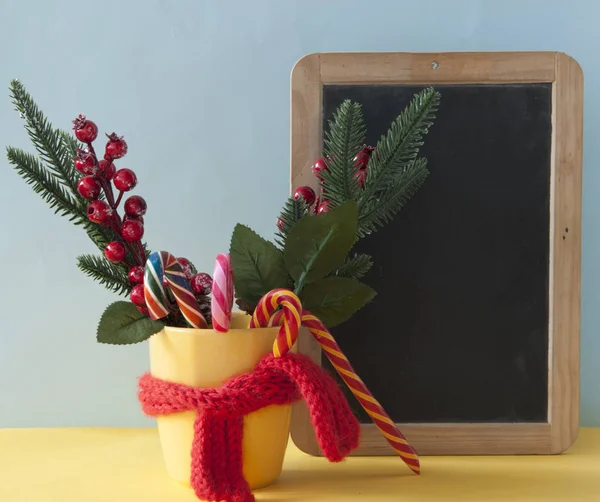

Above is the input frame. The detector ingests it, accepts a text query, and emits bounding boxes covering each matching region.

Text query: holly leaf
[301,276,376,327]
[97,301,165,345]
[284,200,358,288]
[230,224,290,310]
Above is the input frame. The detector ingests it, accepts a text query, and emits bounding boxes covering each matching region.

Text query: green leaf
[97,301,165,345]
[301,277,376,327]
[284,200,358,291]
[230,224,290,309]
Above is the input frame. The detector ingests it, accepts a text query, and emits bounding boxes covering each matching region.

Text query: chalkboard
[324,83,552,424]
[290,52,582,456]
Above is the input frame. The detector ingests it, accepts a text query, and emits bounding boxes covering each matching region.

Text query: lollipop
[144,251,207,328]
[211,253,234,333]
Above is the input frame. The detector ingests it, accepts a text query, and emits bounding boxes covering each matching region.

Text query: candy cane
[250,288,302,358]
[211,254,234,333]
[144,251,208,329]
[250,289,420,474]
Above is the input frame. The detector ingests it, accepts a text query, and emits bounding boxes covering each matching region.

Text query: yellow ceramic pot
[148,312,292,490]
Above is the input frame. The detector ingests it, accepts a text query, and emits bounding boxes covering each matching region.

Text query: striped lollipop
[250,288,302,357]
[144,251,208,329]
[211,254,234,333]
[250,289,420,474]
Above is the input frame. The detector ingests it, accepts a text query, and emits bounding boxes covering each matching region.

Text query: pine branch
[7,146,120,253]
[359,88,440,212]
[275,196,309,249]
[6,147,82,221]
[10,79,80,197]
[320,100,366,205]
[77,254,130,296]
[359,157,429,236]
[333,253,373,280]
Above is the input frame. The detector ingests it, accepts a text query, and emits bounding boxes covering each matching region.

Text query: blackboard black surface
[323,84,552,424]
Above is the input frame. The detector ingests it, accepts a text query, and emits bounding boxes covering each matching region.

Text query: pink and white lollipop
[211,253,234,333]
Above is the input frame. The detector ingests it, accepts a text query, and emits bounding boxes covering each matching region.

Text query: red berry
[353,145,375,169]
[128,266,144,285]
[191,273,213,295]
[130,284,146,306]
[124,195,147,217]
[121,219,144,242]
[124,214,144,225]
[74,148,96,175]
[311,157,329,180]
[177,257,195,280]
[113,169,137,192]
[105,133,128,159]
[98,159,116,180]
[72,114,98,143]
[353,169,367,189]
[137,305,149,315]
[316,199,331,214]
[77,176,102,199]
[293,186,316,206]
[87,200,112,223]
[104,241,126,263]
[312,197,320,214]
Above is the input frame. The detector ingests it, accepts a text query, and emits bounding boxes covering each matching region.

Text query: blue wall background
[0,0,597,427]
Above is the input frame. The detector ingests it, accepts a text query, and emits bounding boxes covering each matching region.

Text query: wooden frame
[289,52,583,456]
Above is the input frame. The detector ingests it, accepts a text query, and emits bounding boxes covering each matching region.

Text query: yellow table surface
[1,427,599,501]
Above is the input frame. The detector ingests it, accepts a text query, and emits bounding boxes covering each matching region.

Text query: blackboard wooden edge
[548,51,583,455]
[289,51,583,457]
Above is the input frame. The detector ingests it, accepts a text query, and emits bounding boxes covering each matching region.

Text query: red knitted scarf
[138,352,360,502]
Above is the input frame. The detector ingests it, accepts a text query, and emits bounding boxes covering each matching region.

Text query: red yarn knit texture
[138,352,360,502]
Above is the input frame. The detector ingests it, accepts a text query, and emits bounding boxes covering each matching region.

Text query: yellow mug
[148,312,292,489]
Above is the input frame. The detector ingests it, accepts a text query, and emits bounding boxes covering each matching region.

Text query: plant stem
[137,241,146,263]
[87,143,117,208]
[114,190,124,208]
[86,143,142,267]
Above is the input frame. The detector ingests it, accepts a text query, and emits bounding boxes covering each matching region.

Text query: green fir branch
[359,157,429,235]
[333,253,373,280]
[10,79,80,197]
[320,100,366,205]
[77,254,130,296]
[6,147,82,220]
[275,196,309,249]
[359,88,440,212]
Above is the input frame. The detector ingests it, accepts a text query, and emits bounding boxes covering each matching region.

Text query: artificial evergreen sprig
[275,87,440,245]
[334,253,373,280]
[357,88,440,236]
[7,80,217,343]
[6,80,148,296]
[275,196,309,249]
[358,157,430,235]
[9,80,80,197]
[247,87,442,320]
[77,254,131,295]
[319,100,366,206]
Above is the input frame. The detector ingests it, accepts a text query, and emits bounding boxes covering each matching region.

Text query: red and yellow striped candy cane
[250,289,420,474]
[302,311,420,474]
[249,288,302,357]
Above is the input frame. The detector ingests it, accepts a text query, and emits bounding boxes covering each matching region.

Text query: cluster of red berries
[278,145,375,230]
[72,115,214,316]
